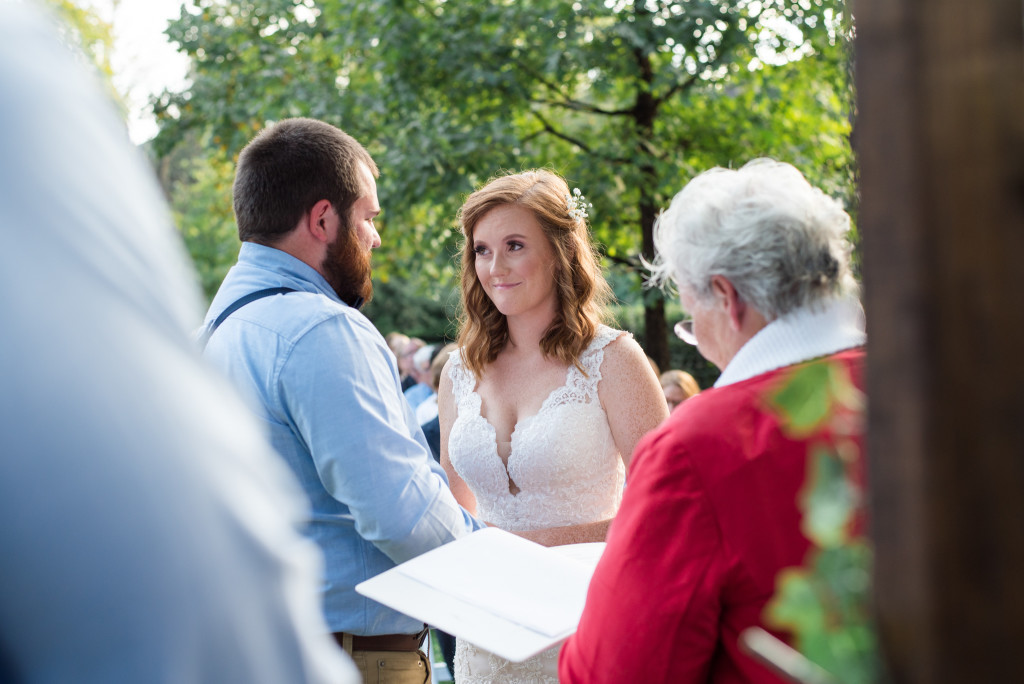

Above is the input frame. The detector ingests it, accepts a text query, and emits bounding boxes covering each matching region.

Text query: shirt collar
[238,242,340,302]
[714,295,866,388]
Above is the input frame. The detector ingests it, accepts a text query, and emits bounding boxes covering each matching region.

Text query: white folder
[356,527,605,662]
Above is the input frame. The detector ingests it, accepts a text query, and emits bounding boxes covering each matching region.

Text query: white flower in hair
[566,187,592,222]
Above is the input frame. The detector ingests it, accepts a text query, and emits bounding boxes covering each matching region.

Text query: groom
[560,159,867,683]
[200,118,485,683]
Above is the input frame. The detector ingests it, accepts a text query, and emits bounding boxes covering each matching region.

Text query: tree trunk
[632,1,668,370]
[639,187,667,370]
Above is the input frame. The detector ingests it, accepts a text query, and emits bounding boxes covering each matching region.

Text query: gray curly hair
[648,158,858,320]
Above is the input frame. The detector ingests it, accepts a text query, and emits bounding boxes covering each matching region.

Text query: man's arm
[559,428,725,683]
[281,314,483,563]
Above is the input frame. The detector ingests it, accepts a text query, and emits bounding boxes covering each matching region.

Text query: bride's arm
[598,334,670,471]
[438,359,478,516]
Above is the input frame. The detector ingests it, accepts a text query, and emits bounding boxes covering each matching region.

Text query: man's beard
[321,227,373,309]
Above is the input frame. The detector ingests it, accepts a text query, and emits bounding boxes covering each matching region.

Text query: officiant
[559,159,867,683]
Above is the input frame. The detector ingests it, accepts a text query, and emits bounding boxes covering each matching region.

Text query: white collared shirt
[714,296,867,388]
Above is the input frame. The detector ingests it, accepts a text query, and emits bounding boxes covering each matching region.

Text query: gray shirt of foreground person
[0,3,358,683]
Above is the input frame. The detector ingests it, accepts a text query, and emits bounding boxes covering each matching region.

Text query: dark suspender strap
[199,287,296,349]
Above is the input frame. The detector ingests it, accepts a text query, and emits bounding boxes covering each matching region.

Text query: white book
[355,527,605,662]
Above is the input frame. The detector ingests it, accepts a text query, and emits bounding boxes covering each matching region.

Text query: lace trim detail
[448,325,623,407]
[447,347,475,403]
[550,324,621,408]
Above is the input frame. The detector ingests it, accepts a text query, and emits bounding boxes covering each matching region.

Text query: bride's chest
[473,365,571,446]
[450,392,615,494]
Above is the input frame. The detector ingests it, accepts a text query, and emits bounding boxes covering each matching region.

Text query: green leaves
[767,543,878,684]
[800,446,858,548]
[155,0,856,348]
[766,359,863,437]
[760,358,877,683]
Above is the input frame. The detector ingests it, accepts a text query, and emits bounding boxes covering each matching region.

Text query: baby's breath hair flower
[566,187,592,223]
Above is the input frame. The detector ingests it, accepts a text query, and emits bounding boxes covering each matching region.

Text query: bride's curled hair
[456,169,612,376]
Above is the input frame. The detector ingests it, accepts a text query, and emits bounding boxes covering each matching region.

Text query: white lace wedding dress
[446,325,626,684]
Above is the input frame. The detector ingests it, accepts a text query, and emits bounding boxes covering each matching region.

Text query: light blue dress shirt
[202,243,484,635]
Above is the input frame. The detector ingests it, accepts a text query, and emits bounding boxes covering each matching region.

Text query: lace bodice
[448,326,627,683]
[447,324,626,532]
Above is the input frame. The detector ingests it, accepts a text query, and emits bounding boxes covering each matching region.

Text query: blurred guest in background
[660,369,701,411]
[561,159,867,683]
[399,336,426,392]
[405,342,437,411]
[385,331,411,378]
[421,343,459,461]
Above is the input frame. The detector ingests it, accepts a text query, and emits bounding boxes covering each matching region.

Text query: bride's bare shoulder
[596,331,669,466]
[598,330,652,379]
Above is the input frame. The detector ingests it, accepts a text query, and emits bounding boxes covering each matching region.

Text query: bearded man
[200,118,483,684]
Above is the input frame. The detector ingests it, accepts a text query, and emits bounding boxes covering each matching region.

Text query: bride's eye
[473,245,489,256]
[507,241,523,251]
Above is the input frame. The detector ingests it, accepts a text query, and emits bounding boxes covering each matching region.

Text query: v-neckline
[470,365,572,492]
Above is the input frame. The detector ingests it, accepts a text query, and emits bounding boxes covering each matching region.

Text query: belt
[334,626,428,652]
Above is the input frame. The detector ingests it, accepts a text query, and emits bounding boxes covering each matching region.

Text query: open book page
[356,528,605,662]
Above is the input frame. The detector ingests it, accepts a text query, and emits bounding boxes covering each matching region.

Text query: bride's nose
[490,252,509,275]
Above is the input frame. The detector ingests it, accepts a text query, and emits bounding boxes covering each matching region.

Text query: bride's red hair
[456,169,612,376]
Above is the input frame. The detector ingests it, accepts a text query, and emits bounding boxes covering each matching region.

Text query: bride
[439,170,669,683]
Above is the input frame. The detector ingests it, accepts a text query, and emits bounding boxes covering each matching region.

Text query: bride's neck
[504,311,554,355]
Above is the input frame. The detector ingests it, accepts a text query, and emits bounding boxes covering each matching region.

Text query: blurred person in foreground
[439,169,669,682]
[0,3,356,682]
[660,368,702,411]
[560,159,867,683]
[198,117,484,683]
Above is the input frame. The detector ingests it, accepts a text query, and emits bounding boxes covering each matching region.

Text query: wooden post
[856,0,1024,681]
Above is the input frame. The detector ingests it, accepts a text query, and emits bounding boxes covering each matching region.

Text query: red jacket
[559,349,865,684]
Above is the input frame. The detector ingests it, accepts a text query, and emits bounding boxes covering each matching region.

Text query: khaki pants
[338,634,431,684]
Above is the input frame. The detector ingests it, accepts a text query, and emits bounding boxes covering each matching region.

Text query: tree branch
[529,109,632,165]
[530,109,595,154]
[597,246,644,272]
[529,97,633,117]
[653,71,700,108]
[511,55,630,117]
[519,128,545,144]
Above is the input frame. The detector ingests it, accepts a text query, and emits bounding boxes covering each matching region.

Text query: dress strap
[446,348,477,403]
[570,325,627,396]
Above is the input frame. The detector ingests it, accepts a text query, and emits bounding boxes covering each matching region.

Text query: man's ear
[710,275,746,332]
[306,199,334,244]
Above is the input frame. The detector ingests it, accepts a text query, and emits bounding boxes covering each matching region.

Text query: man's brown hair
[233,118,378,244]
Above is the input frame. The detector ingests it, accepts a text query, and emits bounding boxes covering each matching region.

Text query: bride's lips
[490,282,521,290]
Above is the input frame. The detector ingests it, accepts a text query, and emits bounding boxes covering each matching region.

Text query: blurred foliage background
[143,0,855,386]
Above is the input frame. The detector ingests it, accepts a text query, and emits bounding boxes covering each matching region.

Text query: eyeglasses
[673,318,697,346]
